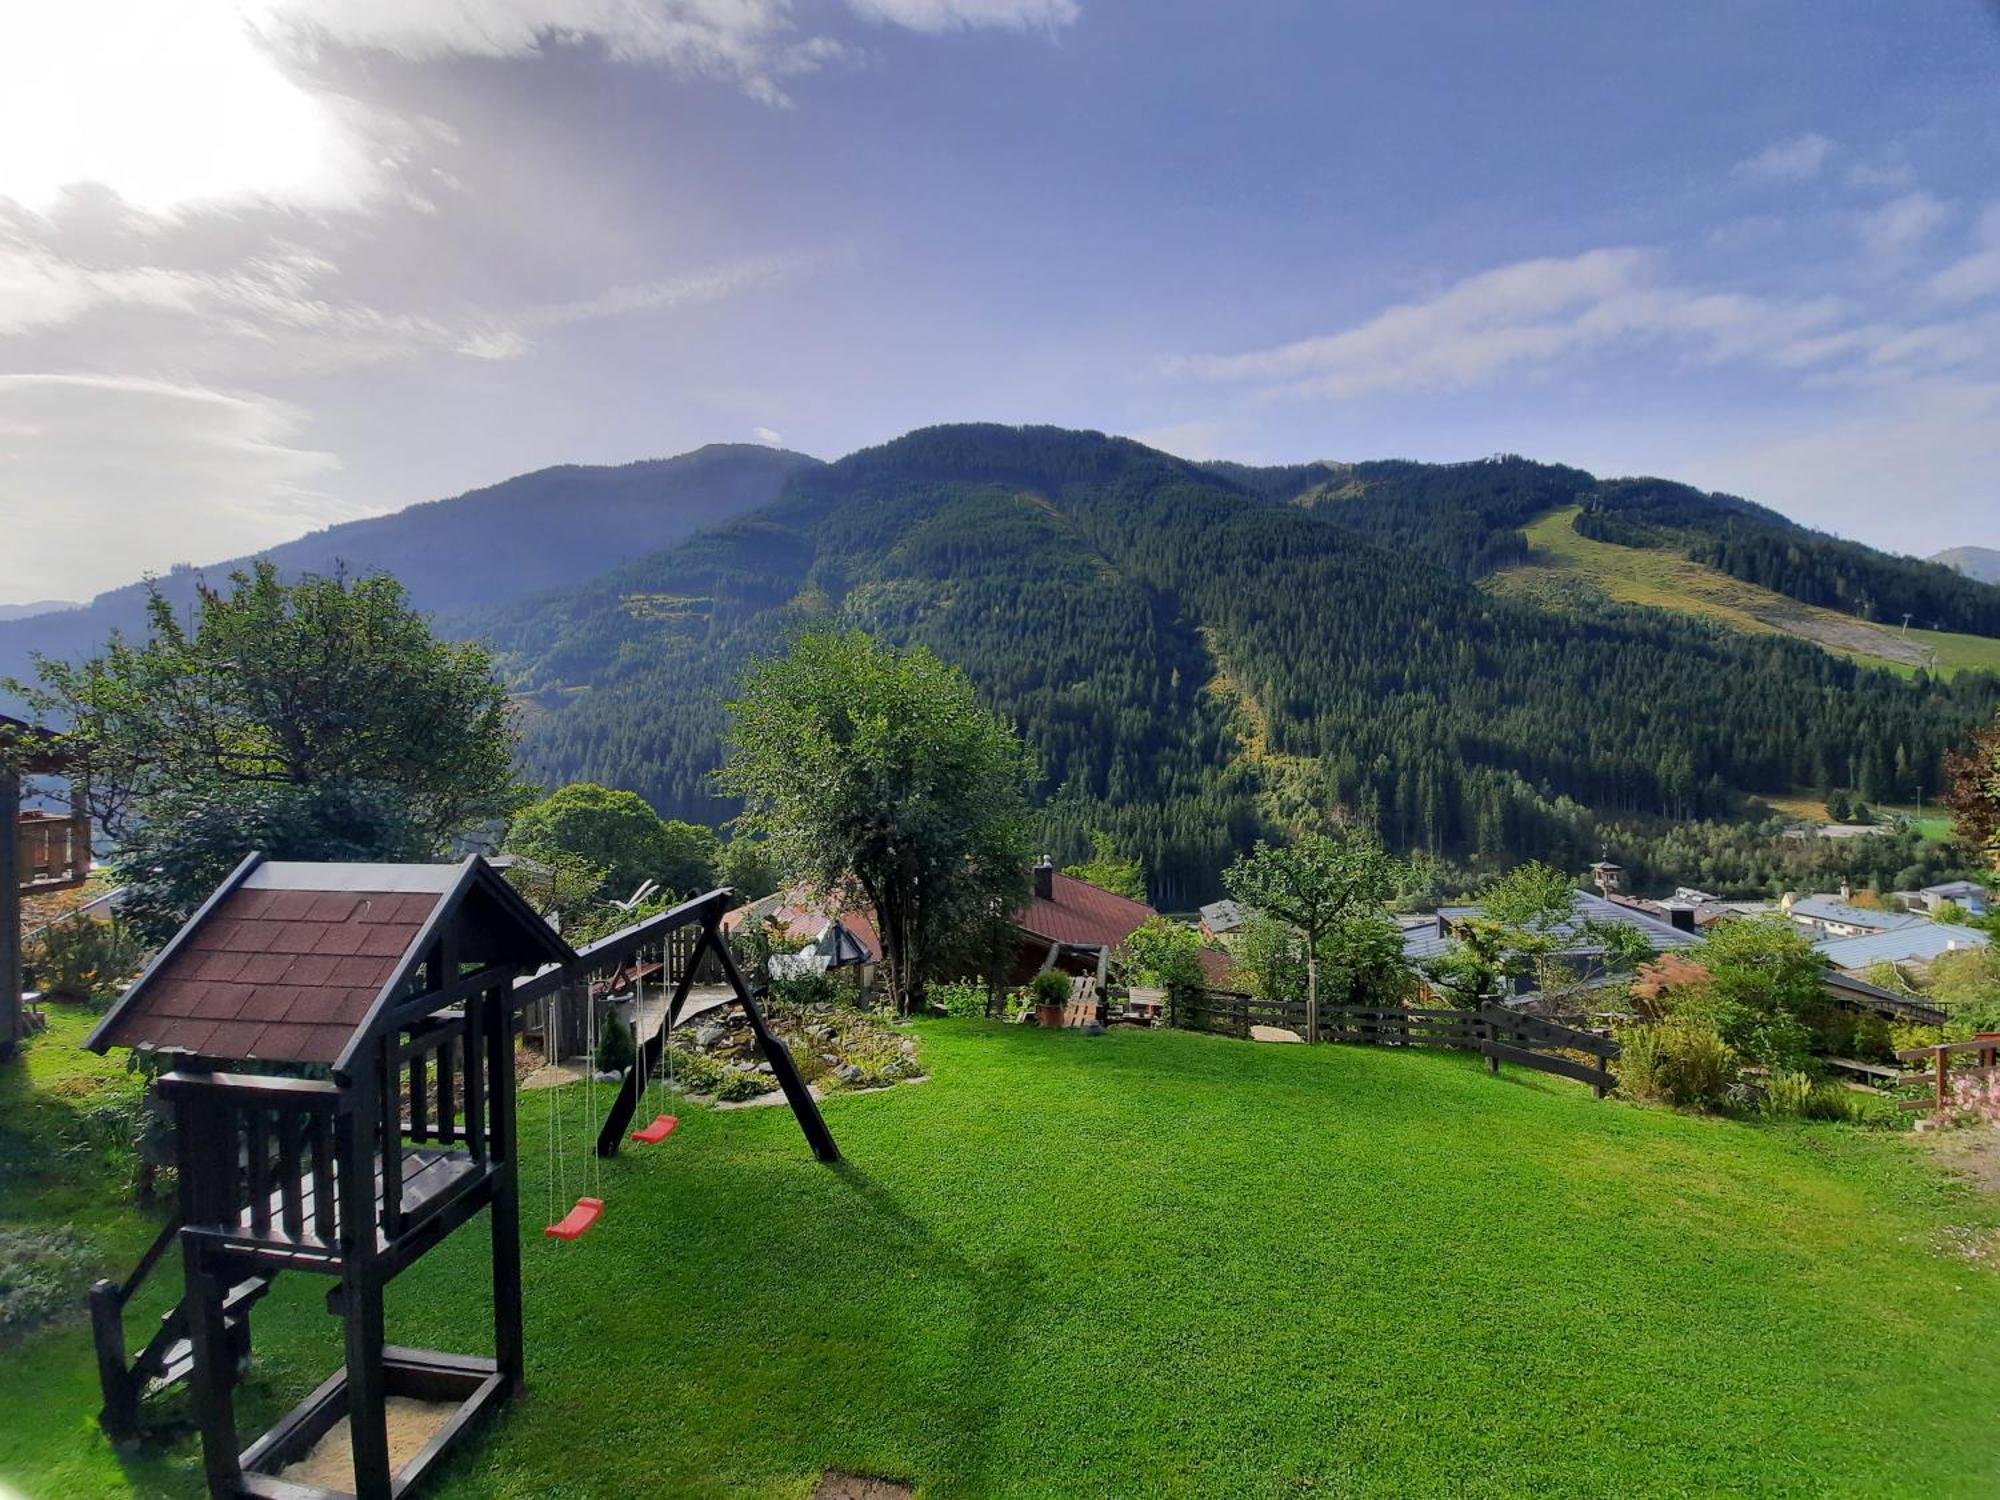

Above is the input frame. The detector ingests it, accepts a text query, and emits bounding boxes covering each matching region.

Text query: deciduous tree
[17,565,517,937]
[719,628,1034,1015]
[1223,829,1409,1038]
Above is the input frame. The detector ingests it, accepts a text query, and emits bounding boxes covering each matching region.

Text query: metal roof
[1404,890,1696,966]
[1814,923,1990,970]
[1787,895,1924,931]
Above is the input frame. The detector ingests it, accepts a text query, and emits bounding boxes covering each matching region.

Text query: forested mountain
[1934,546,2000,586]
[477,425,2000,905]
[0,444,816,697]
[1573,480,2000,636]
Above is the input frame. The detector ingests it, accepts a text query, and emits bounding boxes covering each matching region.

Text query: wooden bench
[1823,1056,1900,1090]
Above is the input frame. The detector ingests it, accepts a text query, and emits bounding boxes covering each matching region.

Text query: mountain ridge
[1934,546,2000,585]
[0,443,817,698]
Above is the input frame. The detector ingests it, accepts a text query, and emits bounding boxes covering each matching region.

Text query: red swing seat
[630,1113,679,1144]
[544,1197,604,1241]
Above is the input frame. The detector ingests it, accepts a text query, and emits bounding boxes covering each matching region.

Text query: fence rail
[1166,992,1619,1096]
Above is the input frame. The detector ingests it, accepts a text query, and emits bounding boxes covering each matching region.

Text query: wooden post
[2,766,20,1061]
[485,984,524,1392]
[184,1254,243,1498]
[1937,1046,1949,1111]
[709,923,840,1164]
[343,1274,393,1500]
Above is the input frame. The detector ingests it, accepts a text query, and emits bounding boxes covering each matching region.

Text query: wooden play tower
[87,854,574,1499]
[85,853,839,1499]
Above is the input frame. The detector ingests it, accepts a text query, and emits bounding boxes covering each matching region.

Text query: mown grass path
[5,1014,1999,1497]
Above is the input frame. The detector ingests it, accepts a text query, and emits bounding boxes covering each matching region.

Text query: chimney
[1839,881,1852,902]
[1033,855,1054,901]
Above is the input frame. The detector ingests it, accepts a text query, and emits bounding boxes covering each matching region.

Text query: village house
[1403,888,1698,999]
[1898,880,1991,918]
[1781,889,1928,941]
[724,857,1232,997]
[1814,921,1991,973]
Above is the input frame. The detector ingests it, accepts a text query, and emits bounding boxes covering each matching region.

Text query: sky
[3,0,1998,605]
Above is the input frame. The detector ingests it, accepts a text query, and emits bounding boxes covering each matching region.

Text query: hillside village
[6,4,2000,1492]
[5,458,2000,1500]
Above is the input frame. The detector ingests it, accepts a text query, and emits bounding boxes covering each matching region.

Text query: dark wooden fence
[1168,990,1309,1038]
[1167,992,1619,1096]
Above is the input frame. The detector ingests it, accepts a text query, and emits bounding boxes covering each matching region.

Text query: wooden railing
[15,808,89,894]
[1168,992,1619,1095]
[1895,1035,2000,1114]
[1169,990,1311,1038]
[157,1072,346,1254]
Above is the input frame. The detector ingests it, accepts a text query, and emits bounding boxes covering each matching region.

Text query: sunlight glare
[0,0,369,216]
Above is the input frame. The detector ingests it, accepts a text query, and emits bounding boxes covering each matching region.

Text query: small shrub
[926,977,990,1019]
[664,1046,726,1095]
[594,1010,635,1074]
[1029,970,1073,1008]
[714,1069,774,1102]
[770,969,861,1009]
[1891,1020,1945,1056]
[0,1228,99,1336]
[1851,1014,1894,1064]
[25,919,147,1011]
[1617,1017,1738,1110]
[1762,1069,1816,1119]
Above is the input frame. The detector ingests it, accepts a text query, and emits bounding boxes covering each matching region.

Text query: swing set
[517,887,837,1245]
[83,861,837,1500]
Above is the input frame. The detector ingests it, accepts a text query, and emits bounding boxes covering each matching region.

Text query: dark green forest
[475,425,2000,906]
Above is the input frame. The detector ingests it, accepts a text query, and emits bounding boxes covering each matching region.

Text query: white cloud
[847,0,1079,32]
[1163,249,1851,401]
[0,234,808,375]
[1735,133,1833,182]
[251,0,1078,107]
[1929,204,2000,306]
[1856,191,1949,260]
[2,0,1081,215]
[752,425,786,445]
[0,375,350,601]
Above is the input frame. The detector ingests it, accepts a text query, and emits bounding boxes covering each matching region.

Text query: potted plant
[1029,969,1073,1028]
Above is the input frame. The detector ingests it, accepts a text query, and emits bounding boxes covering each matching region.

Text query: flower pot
[1035,1003,1065,1028]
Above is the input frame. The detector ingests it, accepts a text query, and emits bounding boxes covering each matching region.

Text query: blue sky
[3,0,1997,603]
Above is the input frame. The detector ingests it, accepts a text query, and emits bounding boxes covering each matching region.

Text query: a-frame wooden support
[593,920,839,1163]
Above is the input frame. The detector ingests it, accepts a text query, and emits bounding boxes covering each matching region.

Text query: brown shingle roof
[1018,871,1157,950]
[95,885,438,1064]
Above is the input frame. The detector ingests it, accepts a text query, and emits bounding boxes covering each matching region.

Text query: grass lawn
[6,1008,2000,1498]
[1490,509,2000,680]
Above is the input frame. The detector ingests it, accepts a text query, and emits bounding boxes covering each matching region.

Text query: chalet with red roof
[726,856,1233,992]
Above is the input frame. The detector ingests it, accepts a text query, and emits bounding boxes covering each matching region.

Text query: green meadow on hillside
[5,1008,1999,1498]
[1492,508,2000,680]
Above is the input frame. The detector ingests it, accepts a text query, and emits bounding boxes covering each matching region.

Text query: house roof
[1405,890,1699,973]
[1630,952,1712,1002]
[1814,923,1991,970]
[87,855,573,1069]
[1821,969,1949,1026]
[1921,880,1989,900]
[1787,895,1924,932]
[1199,899,1247,932]
[1629,952,1950,1025]
[721,888,882,964]
[1018,870,1157,950]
